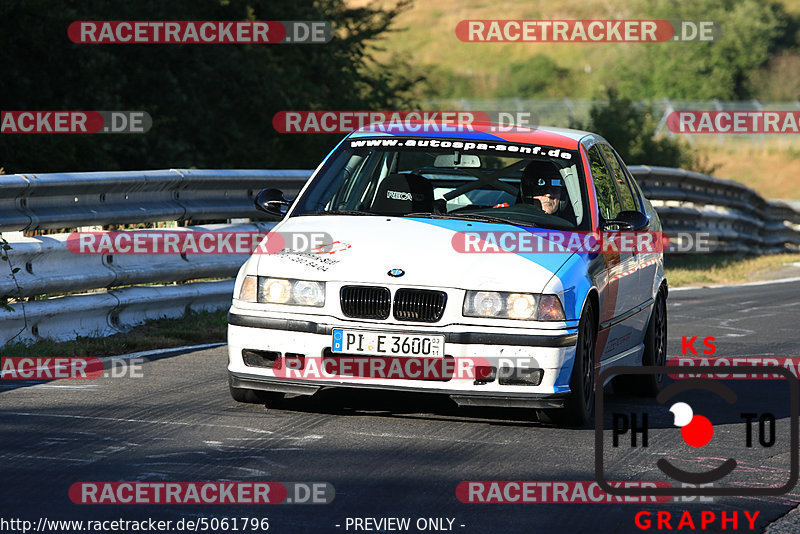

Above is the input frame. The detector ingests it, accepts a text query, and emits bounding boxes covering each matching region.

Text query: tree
[0,0,416,173]
[615,0,796,100]
[573,88,704,170]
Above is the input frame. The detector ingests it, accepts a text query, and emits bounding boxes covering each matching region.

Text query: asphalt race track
[2,279,800,534]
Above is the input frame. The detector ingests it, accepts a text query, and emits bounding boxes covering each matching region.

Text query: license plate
[331,329,444,357]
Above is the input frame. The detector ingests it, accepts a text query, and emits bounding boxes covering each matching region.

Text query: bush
[615,0,797,100]
[495,56,572,98]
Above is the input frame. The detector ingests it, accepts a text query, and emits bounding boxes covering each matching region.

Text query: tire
[639,289,668,395]
[613,289,668,397]
[228,376,285,405]
[538,303,597,426]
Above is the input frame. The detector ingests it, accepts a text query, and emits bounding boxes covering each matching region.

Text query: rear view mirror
[254,188,292,217]
[434,154,481,168]
[601,210,650,231]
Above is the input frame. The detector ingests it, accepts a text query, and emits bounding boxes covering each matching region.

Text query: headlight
[292,280,326,306]
[463,291,565,321]
[260,278,292,304]
[506,293,536,320]
[238,276,325,306]
[466,291,504,317]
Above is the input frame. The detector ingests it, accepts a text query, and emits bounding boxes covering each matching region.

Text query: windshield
[291,136,590,230]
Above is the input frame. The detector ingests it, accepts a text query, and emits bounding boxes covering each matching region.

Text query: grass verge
[664,253,800,288]
[0,310,227,358]
[3,253,800,358]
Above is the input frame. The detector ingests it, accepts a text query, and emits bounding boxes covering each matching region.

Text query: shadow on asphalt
[252,377,795,430]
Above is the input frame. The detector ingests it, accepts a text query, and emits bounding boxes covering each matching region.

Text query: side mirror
[255,188,292,217]
[601,210,649,231]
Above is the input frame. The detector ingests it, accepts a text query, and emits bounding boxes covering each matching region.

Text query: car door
[586,143,642,360]
[619,155,661,301]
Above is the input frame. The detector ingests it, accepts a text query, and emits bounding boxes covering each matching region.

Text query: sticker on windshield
[348,138,576,161]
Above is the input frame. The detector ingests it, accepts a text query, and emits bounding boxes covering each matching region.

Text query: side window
[587,145,619,219]
[623,164,646,206]
[599,144,637,212]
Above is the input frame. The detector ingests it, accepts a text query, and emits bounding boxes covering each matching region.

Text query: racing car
[227,123,668,425]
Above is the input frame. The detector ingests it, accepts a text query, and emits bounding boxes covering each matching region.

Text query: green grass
[665,253,800,287]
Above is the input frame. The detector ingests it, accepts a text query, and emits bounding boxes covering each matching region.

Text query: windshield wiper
[404,212,518,225]
[300,209,377,216]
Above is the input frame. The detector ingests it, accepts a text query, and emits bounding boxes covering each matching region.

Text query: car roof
[348,122,603,151]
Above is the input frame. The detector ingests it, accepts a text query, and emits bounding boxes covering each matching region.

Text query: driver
[519,160,564,215]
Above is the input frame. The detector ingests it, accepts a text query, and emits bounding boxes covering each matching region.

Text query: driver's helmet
[519,160,564,204]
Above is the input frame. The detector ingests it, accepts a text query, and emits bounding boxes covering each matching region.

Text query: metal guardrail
[0,166,797,345]
[2,280,234,343]
[0,169,311,344]
[629,166,800,254]
[0,168,310,231]
[1,222,275,297]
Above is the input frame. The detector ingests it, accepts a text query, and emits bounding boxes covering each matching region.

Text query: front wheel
[538,303,596,426]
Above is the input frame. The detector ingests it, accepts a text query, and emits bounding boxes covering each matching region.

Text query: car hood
[254,215,576,293]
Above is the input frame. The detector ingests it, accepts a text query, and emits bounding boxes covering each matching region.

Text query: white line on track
[671,276,800,292]
[102,342,226,362]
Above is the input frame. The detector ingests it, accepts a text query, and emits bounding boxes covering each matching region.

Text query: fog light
[242,349,281,368]
[498,367,544,386]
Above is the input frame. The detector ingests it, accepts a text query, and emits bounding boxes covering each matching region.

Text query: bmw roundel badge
[388,268,405,277]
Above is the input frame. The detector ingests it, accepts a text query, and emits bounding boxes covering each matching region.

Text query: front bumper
[227,310,579,409]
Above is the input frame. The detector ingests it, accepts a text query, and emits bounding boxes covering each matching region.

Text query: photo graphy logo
[595,365,798,497]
